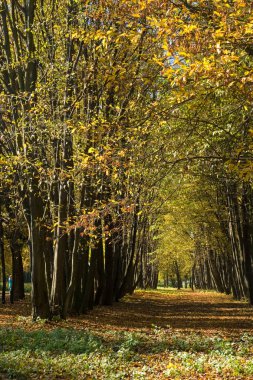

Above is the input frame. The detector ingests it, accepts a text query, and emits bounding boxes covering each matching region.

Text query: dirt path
[74,289,253,336]
[1,289,253,336]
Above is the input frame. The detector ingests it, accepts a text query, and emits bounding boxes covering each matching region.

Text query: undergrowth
[1,327,253,379]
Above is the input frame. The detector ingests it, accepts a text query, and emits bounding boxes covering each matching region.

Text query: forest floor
[1,289,253,379]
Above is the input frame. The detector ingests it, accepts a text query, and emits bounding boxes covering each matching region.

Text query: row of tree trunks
[192,179,253,303]
[0,0,163,319]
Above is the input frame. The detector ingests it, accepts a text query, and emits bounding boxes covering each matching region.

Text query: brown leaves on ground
[1,288,253,337]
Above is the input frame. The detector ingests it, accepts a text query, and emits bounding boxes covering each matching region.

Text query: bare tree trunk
[94,237,105,305]
[241,183,253,304]
[82,247,97,312]
[11,236,25,301]
[0,212,6,304]
[50,183,68,317]
[29,190,51,319]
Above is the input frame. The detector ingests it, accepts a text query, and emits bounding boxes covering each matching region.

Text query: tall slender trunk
[227,184,248,298]
[62,229,80,318]
[79,246,89,313]
[50,183,68,316]
[0,212,6,304]
[29,190,51,319]
[118,202,139,298]
[174,260,182,290]
[11,237,25,301]
[241,183,253,304]
[101,238,114,305]
[82,247,97,312]
[94,237,105,305]
[208,250,224,293]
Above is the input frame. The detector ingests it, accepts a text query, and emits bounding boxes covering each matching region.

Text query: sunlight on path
[80,289,253,336]
[1,289,253,336]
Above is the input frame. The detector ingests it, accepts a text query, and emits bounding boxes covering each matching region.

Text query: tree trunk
[94,238,105,305]
[241,183,253,304]
[62,229,80,318]
[174,261,182,290]
[11,237,25,301]
[118,206,139,298]
[0,215,6,304]
[29,191,51,319]
[101,237,114,305]
[82,247,97,312]
[51,183,68,317]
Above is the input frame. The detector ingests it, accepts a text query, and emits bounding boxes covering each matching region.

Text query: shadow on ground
[1,289,253,334]
[68,290,253,335]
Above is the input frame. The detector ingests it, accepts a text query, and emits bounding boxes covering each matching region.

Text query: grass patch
[1,327,253,379]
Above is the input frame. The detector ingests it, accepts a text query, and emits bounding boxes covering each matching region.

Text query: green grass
[1,327,253,379]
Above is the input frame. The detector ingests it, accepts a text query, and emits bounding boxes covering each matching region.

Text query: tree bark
[29,190,51,319]
[0,214,6,304]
